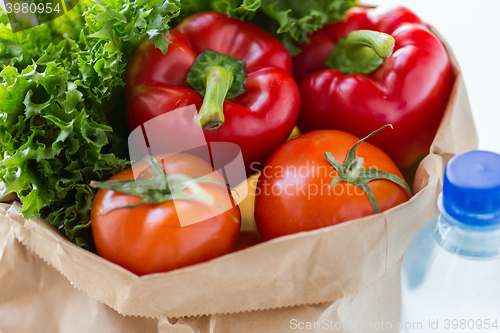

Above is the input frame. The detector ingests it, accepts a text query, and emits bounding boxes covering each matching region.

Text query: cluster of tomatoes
[91,8,453,275]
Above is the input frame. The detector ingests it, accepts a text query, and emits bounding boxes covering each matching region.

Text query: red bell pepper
[294,6,454,171]
[125,11,300,176]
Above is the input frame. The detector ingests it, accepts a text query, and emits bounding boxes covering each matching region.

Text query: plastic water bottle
[400,150,500,333]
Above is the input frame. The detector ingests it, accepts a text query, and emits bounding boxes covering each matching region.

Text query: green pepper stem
[346,30,395,59]
[325,30,395,75]
[186,50,246,130]
[197,66,233,131]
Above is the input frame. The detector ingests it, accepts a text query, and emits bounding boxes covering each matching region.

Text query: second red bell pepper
[294,6,454,171]
[125,11,300,176]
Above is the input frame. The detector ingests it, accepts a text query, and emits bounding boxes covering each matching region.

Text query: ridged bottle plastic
[400,150,500,333]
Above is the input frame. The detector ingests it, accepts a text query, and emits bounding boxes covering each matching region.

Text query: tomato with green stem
[254,126,412,241]
[90,153,241,276]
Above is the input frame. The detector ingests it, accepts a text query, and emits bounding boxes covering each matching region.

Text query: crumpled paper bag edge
[1,214,158,320]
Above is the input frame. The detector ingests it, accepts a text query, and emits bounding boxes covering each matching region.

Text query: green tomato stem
[325,30,395,75]
[197,66,233,131]
[324,125,412,214]
[90,155,238,222]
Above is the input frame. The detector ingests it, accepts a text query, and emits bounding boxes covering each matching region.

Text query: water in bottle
[400,150,500,333]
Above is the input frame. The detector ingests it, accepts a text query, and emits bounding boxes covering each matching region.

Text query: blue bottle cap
[443,150,500,227]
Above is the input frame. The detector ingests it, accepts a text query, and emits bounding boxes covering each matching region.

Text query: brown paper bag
[0,213,158,333]
[0,25,477,332]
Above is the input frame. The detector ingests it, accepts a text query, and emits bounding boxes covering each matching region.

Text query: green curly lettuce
[0,0,181,250]
[176,0,358,55]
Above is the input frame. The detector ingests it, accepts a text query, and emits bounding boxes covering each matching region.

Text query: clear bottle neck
[434,193,500,258]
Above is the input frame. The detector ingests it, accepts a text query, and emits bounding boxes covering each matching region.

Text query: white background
[369,0,500,153]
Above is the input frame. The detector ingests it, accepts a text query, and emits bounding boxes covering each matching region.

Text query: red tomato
[91,153,241,276]
[254,130,411,241]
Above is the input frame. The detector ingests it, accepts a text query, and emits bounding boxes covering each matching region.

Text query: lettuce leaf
[177,0,357,55]
[0,0,180,250]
